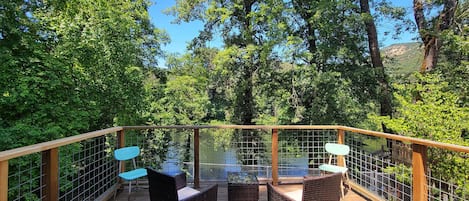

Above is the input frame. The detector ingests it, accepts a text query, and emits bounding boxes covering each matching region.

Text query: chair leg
[114,182,120,201]
[340,181,345,200]
[128,181,132,201]
[340,172,350,200]
[343,172,350,191]
[340,172,348,200]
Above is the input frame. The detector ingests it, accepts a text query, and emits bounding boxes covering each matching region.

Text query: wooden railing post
[272,129,279,186]
[117,129,125,149]
[42,148,59,201]
[117,130,125,172]
[337,129,345,167]
[194,128,200,188]
[117,130,125,185]
[0,160,8,201]
[412,144,428,201]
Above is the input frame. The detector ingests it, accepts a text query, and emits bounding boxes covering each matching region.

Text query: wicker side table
[227,172,259,201]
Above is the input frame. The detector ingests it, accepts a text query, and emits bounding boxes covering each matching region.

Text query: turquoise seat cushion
[118,168,147,181]
[318,164,348,173]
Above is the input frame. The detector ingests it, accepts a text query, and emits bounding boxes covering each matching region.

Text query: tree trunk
[292,0,319,68]
[413,0,458,72]
[360,0,393,117]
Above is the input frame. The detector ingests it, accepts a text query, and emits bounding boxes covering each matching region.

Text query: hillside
[382,42,423,78]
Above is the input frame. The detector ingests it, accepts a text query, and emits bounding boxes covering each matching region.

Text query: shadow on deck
[113,181,369,201]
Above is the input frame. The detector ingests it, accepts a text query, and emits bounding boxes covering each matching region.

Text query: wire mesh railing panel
[195,128,249,181]
[58,134,117,201]
[277,129,337,177]
[346,132,412,201]
[128,128,195,180]
[6,126,469,201]
[426,149,469,201]
[227,129,272,178]
[8,153,44,201]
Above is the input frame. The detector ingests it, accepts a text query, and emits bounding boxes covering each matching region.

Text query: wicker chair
[267,182,295,201]
[267,172,342,201]
[146,167,218,201]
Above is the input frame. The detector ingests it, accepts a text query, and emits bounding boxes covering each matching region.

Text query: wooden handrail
[339,126,469,153]
[0,127,123,161]
[2,125,468,162]
[125,125,469,153]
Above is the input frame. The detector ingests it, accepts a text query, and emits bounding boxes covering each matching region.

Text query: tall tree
[36,0,167,128]
[0,0,91,149]
[170,0,287,125]
[287,0,375,125]
[413,0,458,72]
[437,0,469,107]
[359,0,393,117]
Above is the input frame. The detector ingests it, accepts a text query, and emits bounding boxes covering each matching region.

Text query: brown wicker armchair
[267,172,342,201]
[146,167,218,201]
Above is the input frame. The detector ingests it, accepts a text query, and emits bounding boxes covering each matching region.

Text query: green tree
[374,73,469,194]
[359,0,392,118]
[37,0,168,128]
[170,0,288,125]
[413,0,458,72]
[437,0,469,107]
[1,0,167,199]
[0,0,90,150]
[286,0,375,125]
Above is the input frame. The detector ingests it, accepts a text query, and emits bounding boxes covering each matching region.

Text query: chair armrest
[174,172,187,190]
[302,173,342,201]
[180,184,218,201]
[267,183,295,201]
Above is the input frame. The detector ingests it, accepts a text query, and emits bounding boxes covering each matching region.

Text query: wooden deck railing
[0,125,468,201]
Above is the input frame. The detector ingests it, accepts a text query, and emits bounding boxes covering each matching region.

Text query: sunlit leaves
[376,73,468,145]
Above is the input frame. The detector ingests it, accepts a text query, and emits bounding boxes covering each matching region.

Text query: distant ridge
[382,42,423,77]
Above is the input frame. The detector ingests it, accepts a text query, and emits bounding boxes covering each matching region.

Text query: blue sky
[149,0,418,67]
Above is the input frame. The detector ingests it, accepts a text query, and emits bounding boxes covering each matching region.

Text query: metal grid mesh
[4,127,468,201]
[346,132,412,201]
[230,129,271,174]
[124,128,195,178]
[188,129,339,181]
[192,129,272,180]
[58,134,117,201]
[277,129,337,176]
[8,153,44,201]
[426,149,469,201]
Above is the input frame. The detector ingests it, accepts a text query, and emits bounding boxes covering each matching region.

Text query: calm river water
[161,134,310,181]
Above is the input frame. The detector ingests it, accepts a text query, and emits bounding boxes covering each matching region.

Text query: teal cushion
[318,164,348,173]
[119,168,147,181]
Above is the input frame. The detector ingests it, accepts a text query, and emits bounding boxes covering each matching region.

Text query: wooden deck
[114,182,369,201]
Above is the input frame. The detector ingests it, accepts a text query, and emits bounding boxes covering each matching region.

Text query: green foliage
[207,120,233,151]
[372,73,469,193]
[375,73,468,144]
[438,29,469,107]
[140,129,171,169]
[1,0,166,199]
[383,163,412,184]
[160,75,209,125]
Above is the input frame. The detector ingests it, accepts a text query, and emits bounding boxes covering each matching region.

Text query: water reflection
[161,133,311,181]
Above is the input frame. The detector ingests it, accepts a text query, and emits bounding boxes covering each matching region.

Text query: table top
[227,172,258,185]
